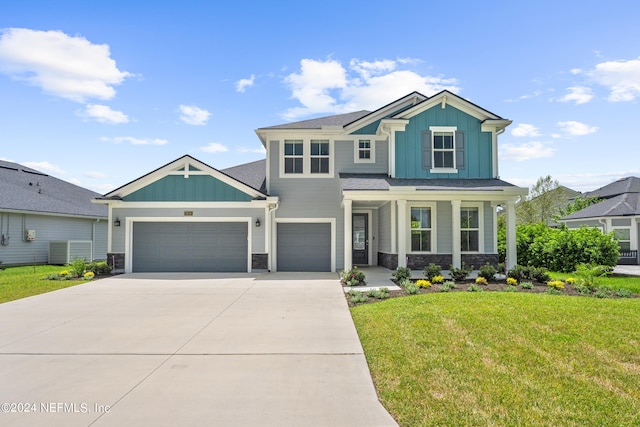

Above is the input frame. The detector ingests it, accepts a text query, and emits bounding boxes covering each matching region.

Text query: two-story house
[95,90,526,274]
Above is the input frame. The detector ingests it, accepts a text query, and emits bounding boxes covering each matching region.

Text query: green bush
[393,267,411,282]
[349,291,369,304]
[341,266,366,286]
[70,258,87,278]
[423,263,442,281]
[87,261,112,275]
[478,263,497,281]
[575,264,612,291]
[401,279,419,295]
[449,263,473,282]
[520,281,534,289]
[467,283,483,292]
[440,281,457,292]
[366,287,390,299]
[507,265,550,283]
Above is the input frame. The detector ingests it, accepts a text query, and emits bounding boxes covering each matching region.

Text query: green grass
[352,292,640,426]
[0,265,86,304]
[548,271,640,294]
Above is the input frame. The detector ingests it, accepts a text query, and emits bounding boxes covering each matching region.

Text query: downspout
[267,202,279,272]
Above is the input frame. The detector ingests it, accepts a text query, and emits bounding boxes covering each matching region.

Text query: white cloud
[511,123,540,137]
[81,104,129,124]
[22,161,66,175]
[236,74,255,93]
[0,157,14,162]
[179,104,211,126]
[590,57,640,102]
[84,171,108,179]
[557,120,598,136]
[101,136,167,145]
[238,146,266,154]
[570,68,583,75]
[282,57,459,120]
[0,28,131,102]
[558,86,593,105]
[499,142,556,162]
[67,178,82,186]
[200,142,228,153]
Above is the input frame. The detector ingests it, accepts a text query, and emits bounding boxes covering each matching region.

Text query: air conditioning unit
[49,241,93,264]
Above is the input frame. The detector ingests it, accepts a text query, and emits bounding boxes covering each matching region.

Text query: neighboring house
[561,176,640,265]
[95,90,527,274]
[0,160,108,266]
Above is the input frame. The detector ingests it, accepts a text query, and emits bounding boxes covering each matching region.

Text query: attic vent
[0,165,19,171]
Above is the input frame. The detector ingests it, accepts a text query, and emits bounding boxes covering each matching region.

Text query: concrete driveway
[0,273,397,427]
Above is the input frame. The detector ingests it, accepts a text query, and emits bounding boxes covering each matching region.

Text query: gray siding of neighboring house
[268,140,345,270]
[0,213,106,265]
[612,218,631,227]
[334,140,388,174]
[93,220,108,260]
[110,206,266,254]
[378,202,392,253]
[566,219,602,228]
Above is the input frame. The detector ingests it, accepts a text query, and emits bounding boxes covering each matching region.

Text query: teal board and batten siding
[124,175,253,202]
[0,213,106,265]
[395,104,493,179]
[268,140,344,270]
[110,207,265,254]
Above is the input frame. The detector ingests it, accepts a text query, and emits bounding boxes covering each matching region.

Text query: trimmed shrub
[449,263,473,282]
[423,263,442,281]
[478,263,497,281]
[393,267,412,282]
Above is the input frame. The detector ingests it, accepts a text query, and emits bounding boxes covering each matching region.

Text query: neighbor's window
[284,140,303,174]
[613,228,631,251]
[461,207,479,252]
[433,131,455,169]
[410,207,431,252]
[310,140,330,174]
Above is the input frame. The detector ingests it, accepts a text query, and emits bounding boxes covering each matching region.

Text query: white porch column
[506,200,517,271]
[397,199,407,268]
[451,199,461,269]
[343,199,353,271]
[390,200,397,253]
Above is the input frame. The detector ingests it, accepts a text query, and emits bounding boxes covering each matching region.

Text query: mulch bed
[344,280,637,306]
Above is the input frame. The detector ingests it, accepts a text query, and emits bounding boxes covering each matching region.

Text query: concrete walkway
[0,273,397,427]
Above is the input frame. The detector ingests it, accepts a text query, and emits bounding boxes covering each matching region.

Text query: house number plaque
[184,211,193,216]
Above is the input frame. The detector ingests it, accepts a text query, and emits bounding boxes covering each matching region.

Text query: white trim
[460,202,484,254]
[279,139,335,178]
[343,189,527,202]
[343,94,426,134]
[108,201,274,209]
[406,202,437,254]
[273,217,336,272]
[354,138,376,164]
[124,217,252,274]
[399,91,502,122]
[106,155,265,199]
[429,126,458,173]
[353,209,374,265]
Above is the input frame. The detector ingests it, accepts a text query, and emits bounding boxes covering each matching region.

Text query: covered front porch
[340,175,527,274]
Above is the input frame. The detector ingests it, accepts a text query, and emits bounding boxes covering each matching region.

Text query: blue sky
[1,1,639,194]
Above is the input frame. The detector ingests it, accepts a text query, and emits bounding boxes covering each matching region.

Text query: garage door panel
[277,223,331,272]
[133,222,248,272]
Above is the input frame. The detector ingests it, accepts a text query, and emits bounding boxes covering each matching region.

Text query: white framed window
[430,126,457,173]
[280,139,334,178]
[408,203,436,253]
[310,140,330,174]
[354,138,375,163]
[613,228,631,251]
[284,140,304,174]
[460,203,484,253]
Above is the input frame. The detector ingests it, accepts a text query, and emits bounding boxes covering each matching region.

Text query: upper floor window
[423,126,464,173]
[310,140,330,174]
[284,140,304,174]
[355,139,375,163]
[280,139,334,178]
[461,207,479,252]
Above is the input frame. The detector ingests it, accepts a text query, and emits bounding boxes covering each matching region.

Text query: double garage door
[277,223,331,272]
[132,222,248,272]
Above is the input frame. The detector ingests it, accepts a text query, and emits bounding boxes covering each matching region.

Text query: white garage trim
[272,218,336,272]
[125,217,252,273]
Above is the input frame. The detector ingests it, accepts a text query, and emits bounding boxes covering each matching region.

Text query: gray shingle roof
[0,160,107,218]
[563,193,640,220]
[259,111,371,130]
[583,176,640,199]
[340,174,518,191]
[221,159,267,193]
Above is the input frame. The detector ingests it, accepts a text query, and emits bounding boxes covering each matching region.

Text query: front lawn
[548,271,640,294]
[0,265,86,304]
[351,292,640,426]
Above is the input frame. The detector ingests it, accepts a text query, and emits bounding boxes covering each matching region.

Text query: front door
[352,213,368,265]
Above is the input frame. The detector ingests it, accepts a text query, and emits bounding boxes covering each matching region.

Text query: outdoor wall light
[114,218,121,227]
[255,218,261,227]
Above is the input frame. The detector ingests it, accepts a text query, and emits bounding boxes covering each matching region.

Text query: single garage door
[132,222,248,272]
[277,223,331,272]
